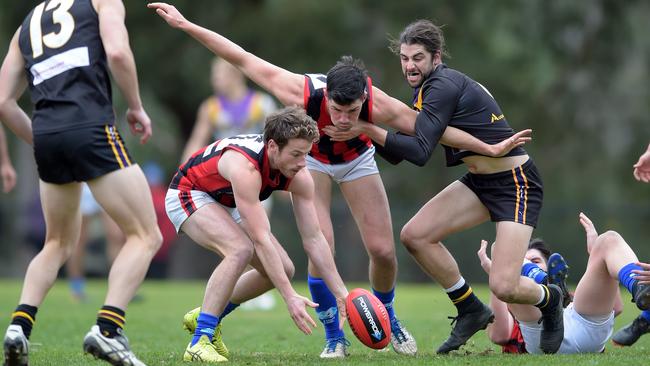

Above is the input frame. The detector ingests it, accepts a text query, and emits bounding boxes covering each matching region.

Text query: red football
[345,288,391,349]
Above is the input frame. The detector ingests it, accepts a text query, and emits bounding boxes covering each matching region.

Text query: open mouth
[406,71,420,83]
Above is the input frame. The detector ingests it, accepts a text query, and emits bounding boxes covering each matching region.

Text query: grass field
[1,280,649,365]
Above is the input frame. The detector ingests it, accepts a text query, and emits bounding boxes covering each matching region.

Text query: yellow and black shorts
[459,158,543,228]
[33,124,133,184]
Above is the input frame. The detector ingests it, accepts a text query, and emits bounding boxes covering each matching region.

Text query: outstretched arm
[289,169,348,327]
[0,29,32,145]
[148,2,304,107]
[371,86,530,157]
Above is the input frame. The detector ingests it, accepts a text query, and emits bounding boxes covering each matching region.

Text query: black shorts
[33,124,134,184]
[459,159,543,227]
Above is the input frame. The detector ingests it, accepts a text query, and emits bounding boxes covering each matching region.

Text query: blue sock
[372,288,396,323]
[191,312,219,346]
[641,310,650,322]
[69,277,85,294]
[308,275,343,340]
[219,302,239,320]
[618,263,643,294]
[521,262,548,284]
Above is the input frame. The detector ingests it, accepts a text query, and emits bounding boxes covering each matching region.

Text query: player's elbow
[407,153,429,167]
[105,47,130,67]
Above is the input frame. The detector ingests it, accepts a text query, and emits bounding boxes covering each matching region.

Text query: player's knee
[146,227,164,254]
[367,244,396,265]
[400,226,427,254]
[490,280,518,303]
[230,243,255,265]
[594,230,624,251]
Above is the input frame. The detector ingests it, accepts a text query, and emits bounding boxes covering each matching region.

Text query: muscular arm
[372,85,511,156]
[148,3,304,107]
[221,152,296,301]
[0,29,32,145]
[289,169,348,301]
[96,0,152,143]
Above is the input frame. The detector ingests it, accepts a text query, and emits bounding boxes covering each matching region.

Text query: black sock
[447,282,483,314]
[11,304,38,339]
[535,285,557,312]
[96,305,125,338]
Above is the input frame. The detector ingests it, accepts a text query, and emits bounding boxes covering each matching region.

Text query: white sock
[535,284,547,306]
[445,277,466,293]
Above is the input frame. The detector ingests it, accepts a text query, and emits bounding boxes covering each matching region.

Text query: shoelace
[447,316,458,327]
[391,320,408,342]
[325,337,350,352]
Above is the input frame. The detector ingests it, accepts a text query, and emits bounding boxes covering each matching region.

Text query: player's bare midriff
[462,154,530,175]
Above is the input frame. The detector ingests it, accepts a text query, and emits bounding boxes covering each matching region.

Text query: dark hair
[528,238,551,262]
[389,19,448,59]
[325,56,367,105]
[263,106,319,149]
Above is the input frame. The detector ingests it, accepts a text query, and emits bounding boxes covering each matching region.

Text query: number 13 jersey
[18,0,114,135]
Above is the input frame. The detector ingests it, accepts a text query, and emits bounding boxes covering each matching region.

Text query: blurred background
[0,0,648,286]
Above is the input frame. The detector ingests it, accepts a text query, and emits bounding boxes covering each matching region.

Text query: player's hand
[286,294,318,335]
[147,2,188,29]
[632,262,650,284]
[477,240,492,274]
[488,129,532,157]
[323,121,368,142]
[578,212,598,254]
[336,296,348,330]
[126,108,153,144]
[633,147,650,183]
[0,162,16,193]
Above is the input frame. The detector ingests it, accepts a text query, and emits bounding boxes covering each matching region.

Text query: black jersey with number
[384,64,526,167]
[18,0,114,135]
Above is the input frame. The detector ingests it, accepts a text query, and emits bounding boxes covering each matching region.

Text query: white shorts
[519,303,614,354]
[80,183,102,216]
[165,189,241,233]
[306,145,379,184]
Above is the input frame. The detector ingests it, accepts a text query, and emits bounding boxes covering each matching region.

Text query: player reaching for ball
[148,2,528,359]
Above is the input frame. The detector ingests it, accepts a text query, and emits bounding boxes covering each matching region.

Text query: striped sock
[96,305,125,338]
[445,278,482,314]
[11,304,38,339]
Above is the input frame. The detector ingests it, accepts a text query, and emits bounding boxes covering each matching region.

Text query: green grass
[1,280,649,365]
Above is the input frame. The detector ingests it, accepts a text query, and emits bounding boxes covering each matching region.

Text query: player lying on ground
[478,212,648,354]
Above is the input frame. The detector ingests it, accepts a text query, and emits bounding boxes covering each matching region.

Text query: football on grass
[345,288,391,349]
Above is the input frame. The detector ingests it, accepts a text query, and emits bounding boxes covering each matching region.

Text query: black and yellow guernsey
[383,63,526,167]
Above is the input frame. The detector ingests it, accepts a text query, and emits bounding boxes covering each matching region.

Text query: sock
[11,304,38,339]
[521,262,548,284]
[618,263,643,294]
[641,310,650,322]
[445,277,483,314]
[96,305,125,338]
[372,288,396,323]
[69,277,86,295]
[191,312,219,346]
[219,302,240,320]
[534,284,554,310]
[308,275,343,340]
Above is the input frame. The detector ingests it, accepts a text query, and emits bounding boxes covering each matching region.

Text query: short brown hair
[263,106,319,149]
[390,19,448,59]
